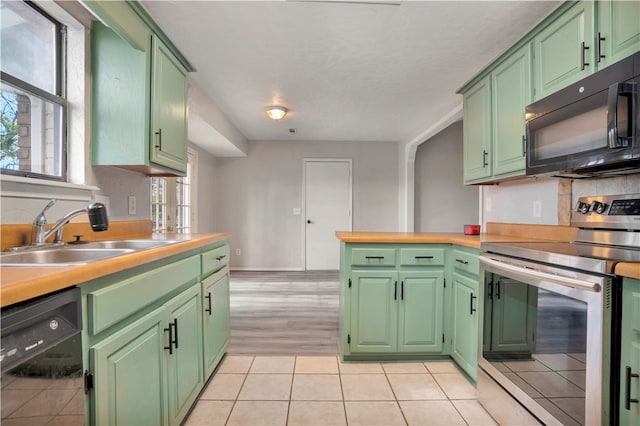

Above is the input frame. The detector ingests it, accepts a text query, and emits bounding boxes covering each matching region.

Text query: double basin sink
[1,239,182,266]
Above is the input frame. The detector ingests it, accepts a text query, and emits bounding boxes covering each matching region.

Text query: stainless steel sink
[81,239,181,250]
[0,248,134,266]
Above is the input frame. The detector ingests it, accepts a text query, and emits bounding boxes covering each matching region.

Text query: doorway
[304,159,352,270]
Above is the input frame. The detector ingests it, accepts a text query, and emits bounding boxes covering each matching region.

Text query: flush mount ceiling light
[266,106,288,120]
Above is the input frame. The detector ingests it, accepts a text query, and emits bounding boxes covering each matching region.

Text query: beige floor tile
[452,400,498,425]
[237,374,292,400]
[433,373,477,399]
[382,362,427,374]
[184,400,234,426]
[517,371,584,398]
[341,374,395,400]
[291,374,342,400]
[344,401,406,426]
[295,356,339,374]
[218,356,254,374]
[424,361,459,374]
[287,401,347,426]
[387,374,447,400]
[533,353,585,371]
[399,400,466,425]
[338,361,384,374]
[501,359,551,373]
[226,401,289,426]
[249,356,296,374]
[200,374,246,400]
[557,369,586,390]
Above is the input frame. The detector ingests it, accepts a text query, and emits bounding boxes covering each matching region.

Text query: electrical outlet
[128,196,136,215]
[533,200,542,218]
[236,248,241,256]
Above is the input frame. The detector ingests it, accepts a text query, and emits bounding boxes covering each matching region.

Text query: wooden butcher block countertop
[1,226,230,308]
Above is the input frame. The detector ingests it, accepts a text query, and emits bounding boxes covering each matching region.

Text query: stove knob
[577,201,591,214]
[592,201,608,214]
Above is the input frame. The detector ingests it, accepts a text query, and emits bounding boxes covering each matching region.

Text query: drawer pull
[365,256,385,260]
[215,255,227,261]
[626,366,639,410]
[456,259,469,265]
[415,256,434,260]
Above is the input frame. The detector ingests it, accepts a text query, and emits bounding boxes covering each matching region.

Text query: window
[0,1,66,180]
[151,150,196,233]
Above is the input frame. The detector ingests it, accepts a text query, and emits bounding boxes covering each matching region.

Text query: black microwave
[526,51,639,178]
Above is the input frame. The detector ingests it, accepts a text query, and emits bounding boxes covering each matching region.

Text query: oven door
[478,253,616,426]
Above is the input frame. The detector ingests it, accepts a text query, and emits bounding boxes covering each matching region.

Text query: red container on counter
[464,224,481,235]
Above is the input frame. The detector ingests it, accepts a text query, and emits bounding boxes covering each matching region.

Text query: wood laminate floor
[228,271,340,355]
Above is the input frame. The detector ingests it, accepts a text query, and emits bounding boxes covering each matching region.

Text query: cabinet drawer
[400,248,445,266]
[351,248,396,266]
[452,249,480,276]
[88,255,200,335]
[201,245,230,276]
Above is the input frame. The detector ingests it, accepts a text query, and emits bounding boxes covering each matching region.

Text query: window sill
[1,174,100,201]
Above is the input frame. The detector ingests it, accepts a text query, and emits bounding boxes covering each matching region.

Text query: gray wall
[414,121,479,232]
[216,139,399,270]
[190,143,219,233]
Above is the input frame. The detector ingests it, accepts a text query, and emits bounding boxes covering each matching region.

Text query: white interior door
[305,160,352,270]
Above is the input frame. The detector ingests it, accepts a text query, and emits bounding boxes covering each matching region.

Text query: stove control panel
[572,194,640,230]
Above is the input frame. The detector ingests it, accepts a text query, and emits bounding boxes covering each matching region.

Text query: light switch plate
[128,196,136,215]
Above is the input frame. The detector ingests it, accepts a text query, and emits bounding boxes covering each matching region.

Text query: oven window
[484,277,587,425]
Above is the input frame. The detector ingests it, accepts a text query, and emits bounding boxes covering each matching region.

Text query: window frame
[0,0,67,181]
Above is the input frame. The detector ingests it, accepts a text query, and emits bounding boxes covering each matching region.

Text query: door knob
[307,220,313,224]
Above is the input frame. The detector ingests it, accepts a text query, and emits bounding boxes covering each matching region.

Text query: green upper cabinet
[463,44,531,185]
[491,44,531,178]
[597,0,640,69]
[89,1,189,176]
[533,1,594,100]
[149,35,189,173]
[463,76,492,183]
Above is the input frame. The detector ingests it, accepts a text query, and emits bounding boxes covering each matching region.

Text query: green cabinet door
[165,285,204,425]
[398,271,444,353]
[463,76,492,183]
[597,0,640,69]
[90,306,168,426]
[150,34,188,174]
[491,44,531,178]
[620,278,640,425]
[350,271,398,353]
[484,277,537,355]
[451,272,478,380]
[202,268,231,377]
[534,1,594,100]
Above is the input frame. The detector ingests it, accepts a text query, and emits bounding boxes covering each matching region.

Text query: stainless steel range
[479,193,640,425]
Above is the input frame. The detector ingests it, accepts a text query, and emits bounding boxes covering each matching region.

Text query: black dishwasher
[1,287,85,425]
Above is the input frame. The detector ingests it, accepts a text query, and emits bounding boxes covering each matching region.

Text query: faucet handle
[33,199,57,224]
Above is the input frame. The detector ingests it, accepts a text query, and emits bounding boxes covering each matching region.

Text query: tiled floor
[185,355,498,426]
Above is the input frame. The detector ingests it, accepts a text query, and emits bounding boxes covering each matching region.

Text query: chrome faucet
[32,199,109,245]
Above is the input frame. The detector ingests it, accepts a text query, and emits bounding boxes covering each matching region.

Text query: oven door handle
[479,254,602,292]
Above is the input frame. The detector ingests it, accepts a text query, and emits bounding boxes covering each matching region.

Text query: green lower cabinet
[451,272,479,380]
[483,276,537,355]
[165,284,204,425]
[90,306,168,426]
[350,271,399,353]
[620,278,640,425]
[398,271,444,353]
[348,269,445,356]
[202,267,231,377]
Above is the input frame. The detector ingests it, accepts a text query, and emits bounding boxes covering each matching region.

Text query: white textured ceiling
[142,0,560,146]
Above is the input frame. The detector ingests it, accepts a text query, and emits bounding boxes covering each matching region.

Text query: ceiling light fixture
[266,106,288,120]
